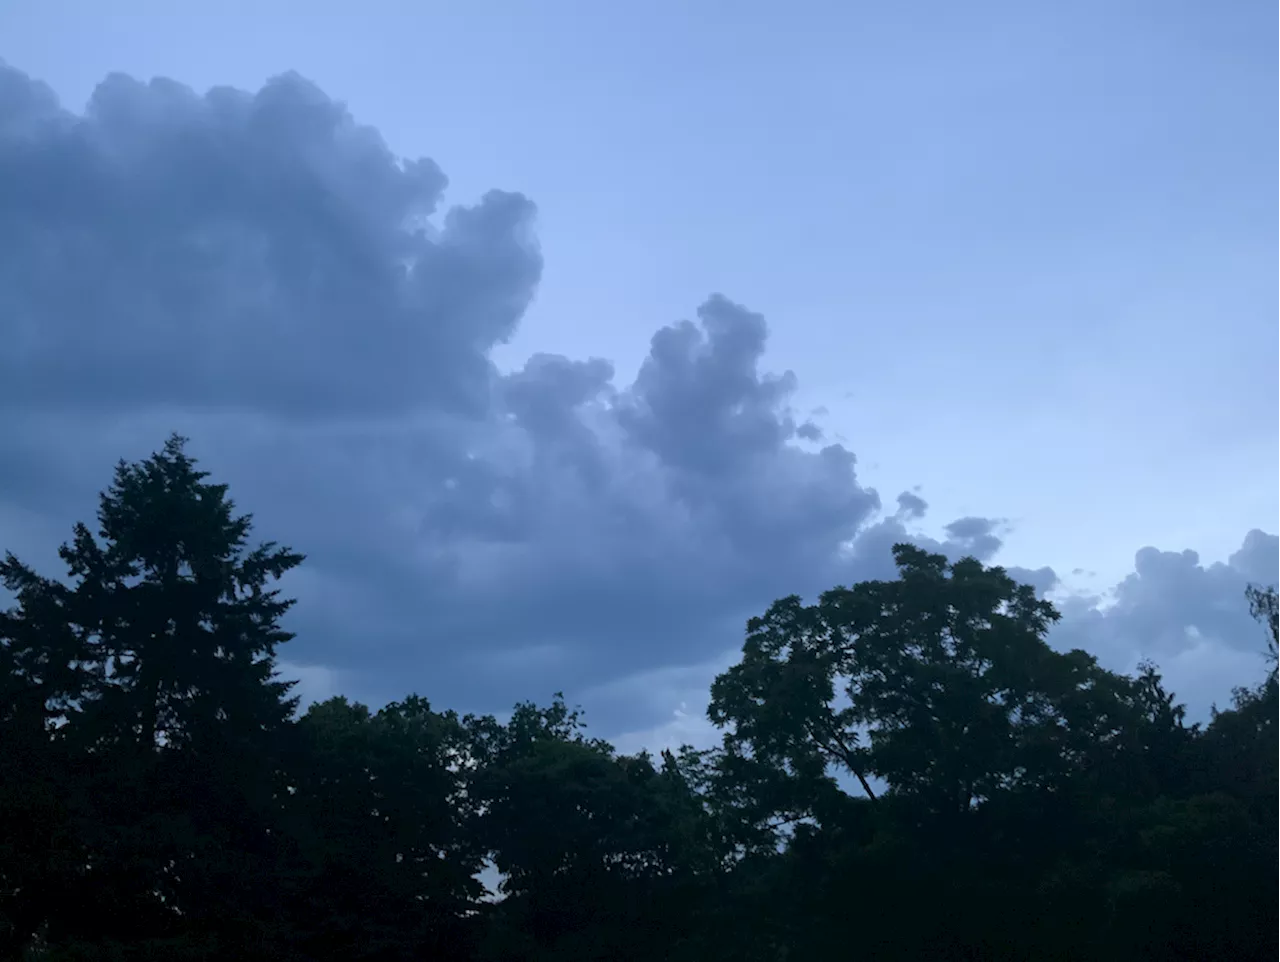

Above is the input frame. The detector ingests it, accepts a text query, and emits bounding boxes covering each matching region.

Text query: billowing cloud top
[1,67,537,418]
[0,63,1273,740]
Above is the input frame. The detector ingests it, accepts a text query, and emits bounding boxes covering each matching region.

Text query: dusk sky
[1,0,1275,752]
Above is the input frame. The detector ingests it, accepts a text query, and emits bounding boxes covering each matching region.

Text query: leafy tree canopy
[2,439,1274,961]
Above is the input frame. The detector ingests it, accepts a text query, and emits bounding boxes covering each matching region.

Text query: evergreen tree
[1,436,303,954]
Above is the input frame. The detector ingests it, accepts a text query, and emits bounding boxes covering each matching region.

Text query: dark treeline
[2,436,1276,961]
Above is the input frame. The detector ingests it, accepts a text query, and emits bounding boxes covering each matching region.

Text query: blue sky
[1,0,1275,750]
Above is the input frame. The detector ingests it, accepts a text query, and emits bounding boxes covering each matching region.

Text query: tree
[5,439,1276,960]
[1245,583,1278,671]
[704,544,1214,959]
[466,697,720,961]
[708,544,1168,820]
[0,435,303,954]
[69,434,302,752]
[272,695,485,960]
[0,556,88,958]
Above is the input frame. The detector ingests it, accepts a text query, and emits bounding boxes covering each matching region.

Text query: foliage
[2,439,1275,961]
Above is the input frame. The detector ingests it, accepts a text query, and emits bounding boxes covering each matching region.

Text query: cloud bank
[0,63,1273,741]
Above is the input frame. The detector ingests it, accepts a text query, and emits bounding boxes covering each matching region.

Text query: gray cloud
[0,64,539,419]
[895,491,929,520]
[0,65,886,729]
[1051,529,1279,668]
[1006,565,1060,595]
[796,421,824,442]
[943,516,1005,558]
[838,511,1011,586]
[0,63,1273,740]
[616,295,798,476]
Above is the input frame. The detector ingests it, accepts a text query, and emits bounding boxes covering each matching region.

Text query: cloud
[0,63,1273,743]
[895,491,928,520]
[796,421,824,442]
[0,65,539,419]
[1050,529,1279,674]
[278,661,342,711]
[584,656,735,756]
[0,63,886,730]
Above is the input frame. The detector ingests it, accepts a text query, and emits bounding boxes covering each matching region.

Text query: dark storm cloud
[0,64,539,419]
[0,64,887,724]
[617,296,799,475]
[0,63,1273,737]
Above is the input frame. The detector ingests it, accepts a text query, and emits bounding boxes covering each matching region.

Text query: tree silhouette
[2,439,1275,961]
[1,436,302,955]
[261,694,484,960]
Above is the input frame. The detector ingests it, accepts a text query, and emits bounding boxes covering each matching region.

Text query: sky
[0,0,1276,753]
